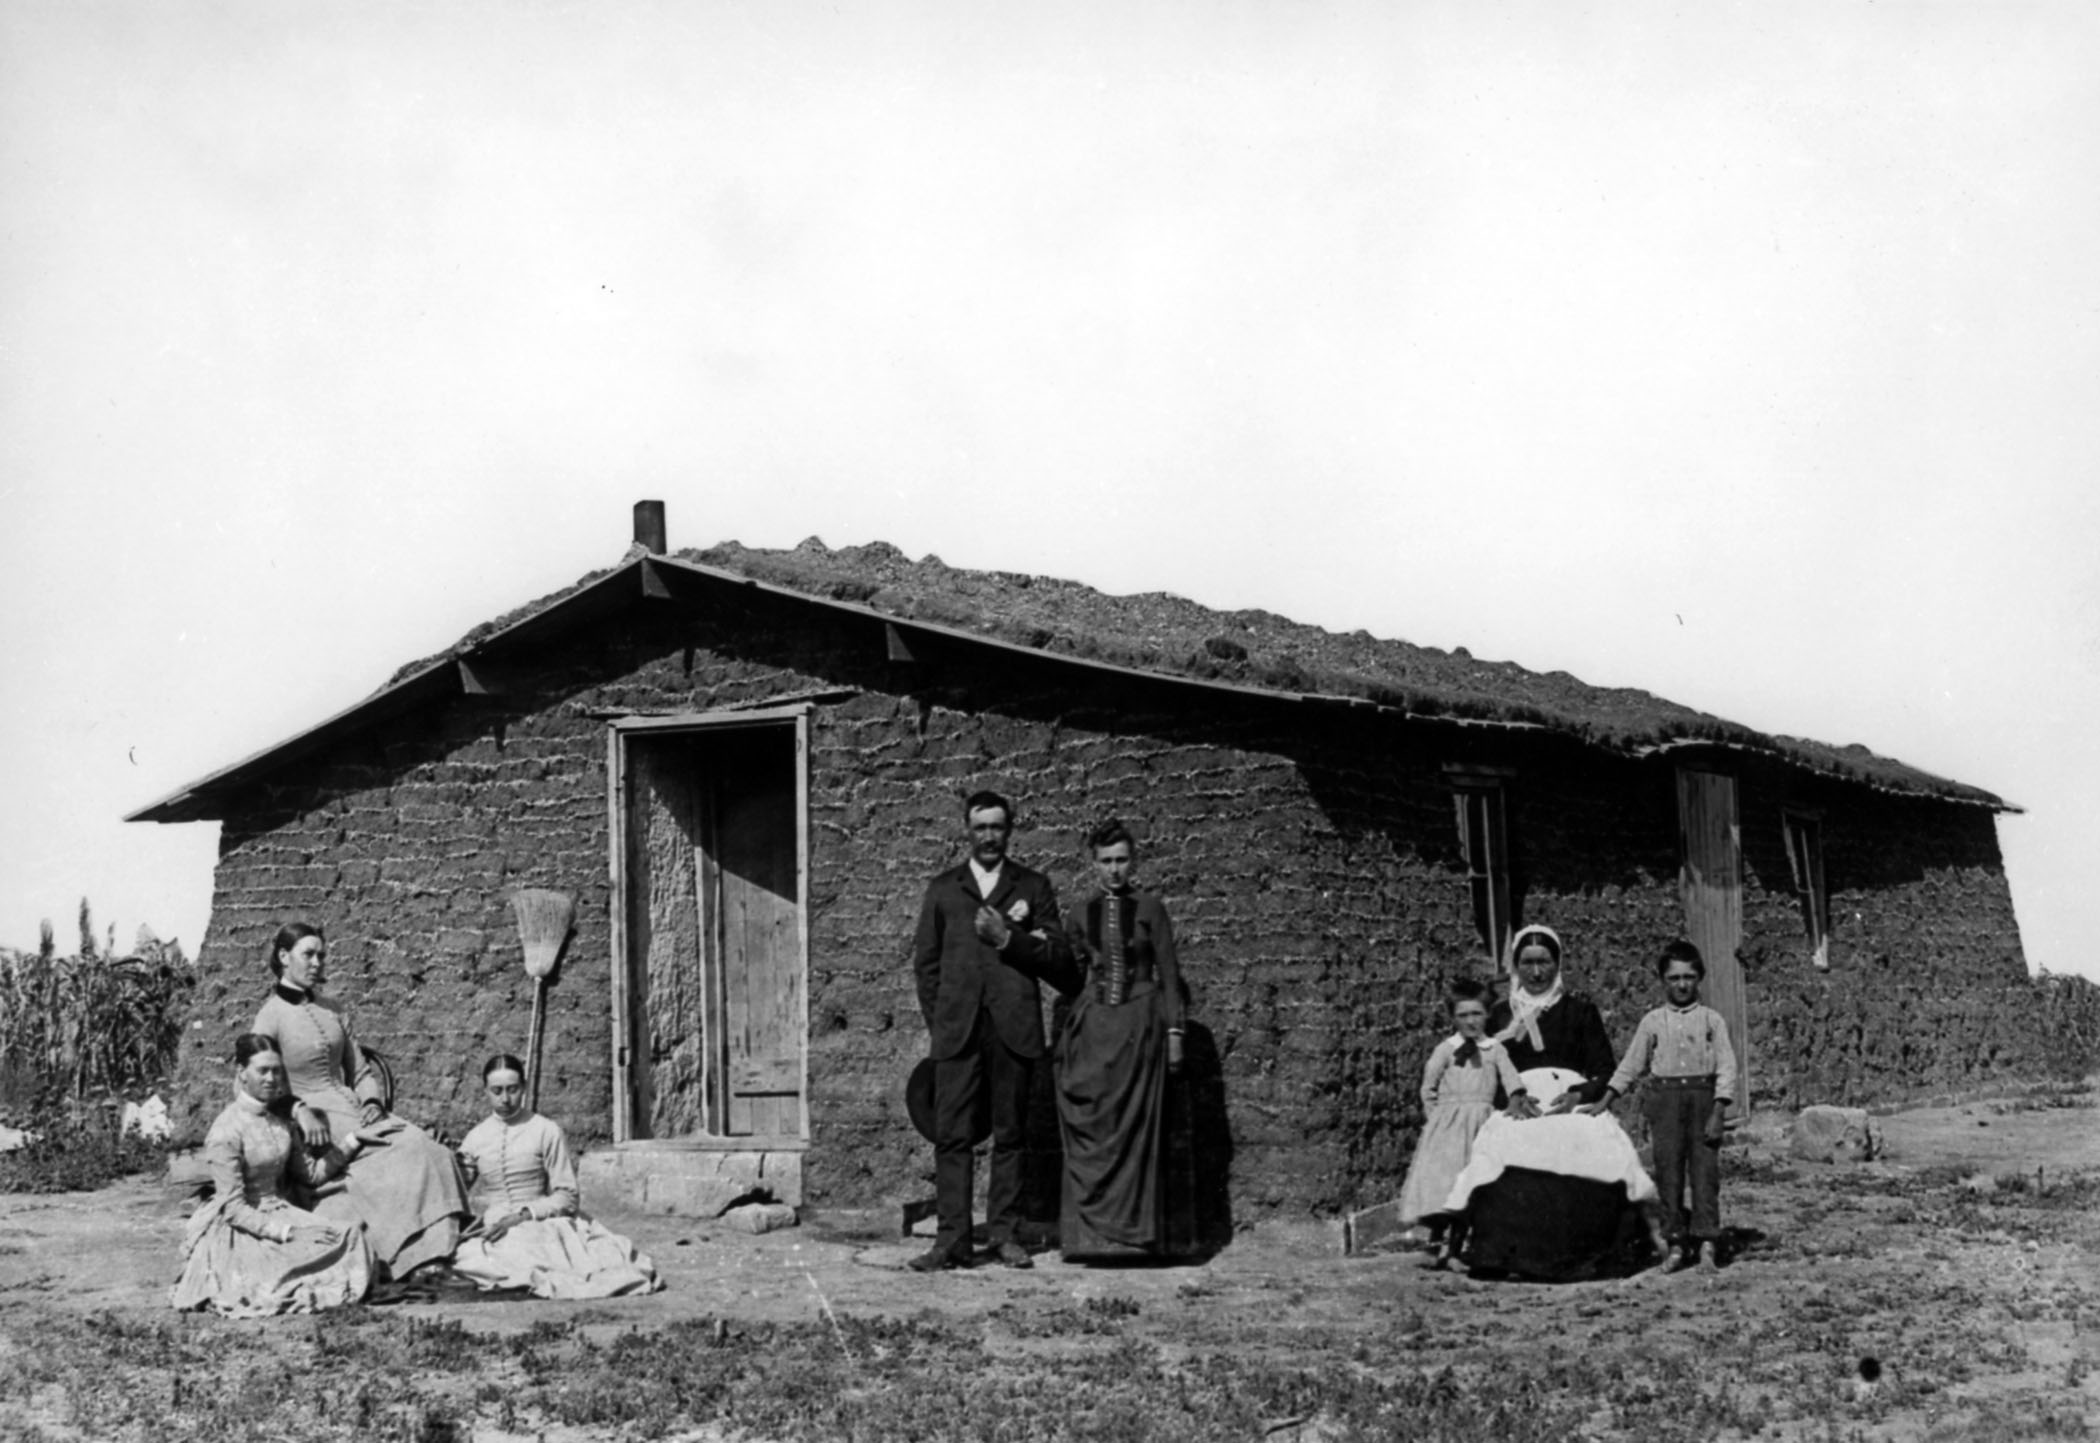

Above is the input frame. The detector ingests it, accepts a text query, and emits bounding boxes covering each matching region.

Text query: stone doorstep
[579,1145,804,1216]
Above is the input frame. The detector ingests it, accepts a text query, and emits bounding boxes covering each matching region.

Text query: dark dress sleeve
[1144,894,1186,1031]
[1565,997,1618,1105]
[1065,900,1097,985]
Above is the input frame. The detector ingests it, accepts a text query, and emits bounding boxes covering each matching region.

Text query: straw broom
[511,890,575,1112]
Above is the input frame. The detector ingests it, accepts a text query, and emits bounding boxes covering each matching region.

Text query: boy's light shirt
[1607,1000,1738,1104]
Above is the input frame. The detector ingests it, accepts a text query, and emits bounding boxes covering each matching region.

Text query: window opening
[1781,811,1830,970]
[1447,769,1515,975]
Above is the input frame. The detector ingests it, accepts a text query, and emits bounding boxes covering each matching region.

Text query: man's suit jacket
[912,860,1079,1061]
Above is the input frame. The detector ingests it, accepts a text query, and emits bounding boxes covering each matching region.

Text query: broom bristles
[511,889,574,980]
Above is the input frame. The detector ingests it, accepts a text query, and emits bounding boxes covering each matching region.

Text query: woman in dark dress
[1055,819,1187,1261]
[1487,924,1615,1113]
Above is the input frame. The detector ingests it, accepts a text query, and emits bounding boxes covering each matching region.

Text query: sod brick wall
[171,584,2060,1218]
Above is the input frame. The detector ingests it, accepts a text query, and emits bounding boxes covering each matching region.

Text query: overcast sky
[4,3,2096,981]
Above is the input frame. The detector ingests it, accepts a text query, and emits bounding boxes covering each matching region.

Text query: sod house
[134,503,2042,1219]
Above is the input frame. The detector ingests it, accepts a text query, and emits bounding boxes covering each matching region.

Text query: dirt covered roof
[392,538,2007,809]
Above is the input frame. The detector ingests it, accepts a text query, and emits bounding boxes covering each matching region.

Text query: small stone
[721,1201,799,1235]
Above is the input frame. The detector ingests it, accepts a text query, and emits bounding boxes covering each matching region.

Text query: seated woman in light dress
[452,1054,662,1300]
[170,1033,375,1317]
[251,922,471,1280]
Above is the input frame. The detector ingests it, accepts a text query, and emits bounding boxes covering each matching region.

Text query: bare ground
[3,1092,2097,1441]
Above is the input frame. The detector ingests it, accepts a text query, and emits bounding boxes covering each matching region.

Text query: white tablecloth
[1442,1111,1658,1213]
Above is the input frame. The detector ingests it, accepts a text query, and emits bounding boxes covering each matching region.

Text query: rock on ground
[1789,1105,1880,1163]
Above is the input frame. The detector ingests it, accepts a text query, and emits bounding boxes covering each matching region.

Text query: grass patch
[0,1307,1790,1443]
[1,1295,2033,1443]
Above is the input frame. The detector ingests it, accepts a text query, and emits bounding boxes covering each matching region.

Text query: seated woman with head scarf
[452,1054,662,1299]
[1487,925,1616,1114]
[252,922,472,1281]
[170,1033,375,1316]
[1439,925,1665,1280]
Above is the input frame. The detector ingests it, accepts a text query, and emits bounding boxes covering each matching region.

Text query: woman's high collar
[274,982,311,1005]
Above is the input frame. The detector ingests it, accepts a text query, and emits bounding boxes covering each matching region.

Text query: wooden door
[614,715,807,1142]
[706,729,804,1138]
[1676,768,1750,1105]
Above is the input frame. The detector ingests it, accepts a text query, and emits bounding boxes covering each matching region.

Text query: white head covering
[1495,923,1566,1051]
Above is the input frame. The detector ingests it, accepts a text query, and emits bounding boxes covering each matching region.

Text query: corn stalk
[0,912,193,1112]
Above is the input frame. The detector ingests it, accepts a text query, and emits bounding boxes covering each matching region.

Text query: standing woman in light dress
[170,1033,375,1316]
[452,1054,662,1299]
[251,922,471,1280]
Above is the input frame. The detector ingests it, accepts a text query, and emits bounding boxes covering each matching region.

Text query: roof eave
[126,549,2019,822]
[125,559,654,824]
[1628,735,2019,813]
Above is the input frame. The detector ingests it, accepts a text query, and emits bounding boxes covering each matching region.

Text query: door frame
[605,704,811,1144]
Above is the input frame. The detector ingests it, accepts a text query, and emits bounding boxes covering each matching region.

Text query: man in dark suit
[909,789,1077,1271]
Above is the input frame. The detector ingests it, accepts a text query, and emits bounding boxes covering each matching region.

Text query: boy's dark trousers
[1643,1077,1721,1243]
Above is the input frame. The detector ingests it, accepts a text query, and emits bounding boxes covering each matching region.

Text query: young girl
[1395,979,1528,1266]
[452,1055,662,1299]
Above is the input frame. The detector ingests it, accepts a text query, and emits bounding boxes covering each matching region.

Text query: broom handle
[527,977,548,1114]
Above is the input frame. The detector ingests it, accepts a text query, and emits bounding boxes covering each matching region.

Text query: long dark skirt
[1463,1167,1638,1281]
[1056,982,1181,1258]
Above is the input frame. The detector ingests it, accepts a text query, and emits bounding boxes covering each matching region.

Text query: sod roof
[397,538,2009,810]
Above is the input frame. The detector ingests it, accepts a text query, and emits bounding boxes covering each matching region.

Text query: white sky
[3,3,2096,978]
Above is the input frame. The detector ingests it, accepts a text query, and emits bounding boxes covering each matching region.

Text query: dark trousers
[1644,1079,1721,1242]
[932,1011,1032,1258]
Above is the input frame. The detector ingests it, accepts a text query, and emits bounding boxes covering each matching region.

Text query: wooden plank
[1677,769,1750,1106]
[611,703,821,733]
[697,763,728,1136]
[607,727,631,1142]
[1342,1199,1414,1256]
[792,713,809,1140]
[732,1056,802,1095]
[456,656,527,696]
[713,727,803,1138]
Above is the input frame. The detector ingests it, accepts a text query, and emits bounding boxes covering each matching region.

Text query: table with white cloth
[1438,1070,1659,1280]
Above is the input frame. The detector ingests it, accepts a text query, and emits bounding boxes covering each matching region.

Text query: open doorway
[609,710,807,1145]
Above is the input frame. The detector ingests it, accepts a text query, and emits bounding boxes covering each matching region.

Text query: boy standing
[1583,939,1738,1272]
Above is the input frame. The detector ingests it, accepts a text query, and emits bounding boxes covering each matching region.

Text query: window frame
[1445,765,1517,977]
[1780,808,1831,970]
